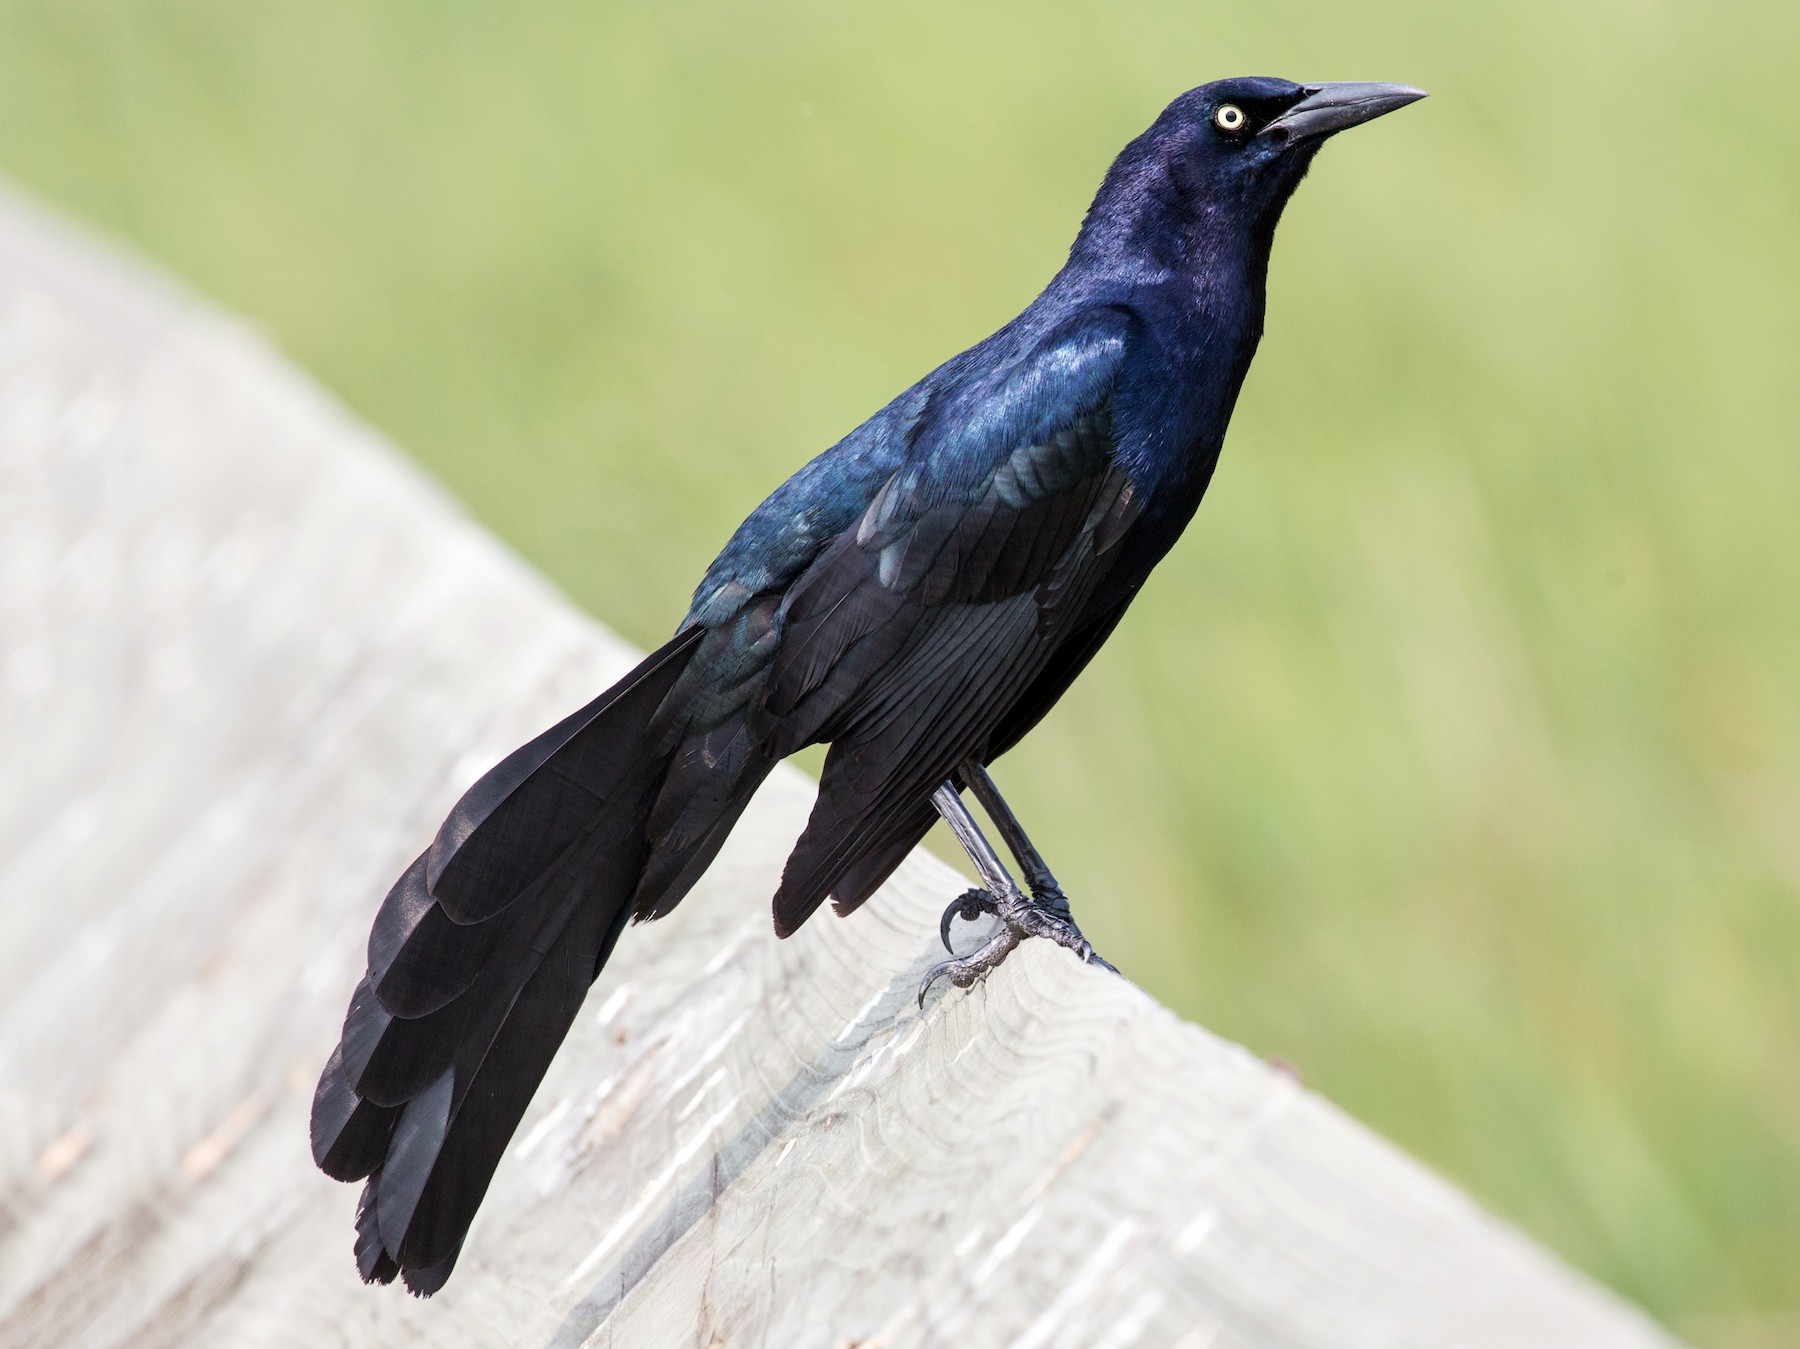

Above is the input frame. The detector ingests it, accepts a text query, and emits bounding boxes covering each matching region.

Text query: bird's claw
[917,924,1022,1008]
[918,888,1117,1007]
[1080,946,1121,976]
[938,887,997,952]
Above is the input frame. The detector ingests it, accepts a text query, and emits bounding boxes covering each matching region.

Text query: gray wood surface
[0,181,1678,1349]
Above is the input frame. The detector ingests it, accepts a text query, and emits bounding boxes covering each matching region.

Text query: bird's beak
[1260,82,1427,143]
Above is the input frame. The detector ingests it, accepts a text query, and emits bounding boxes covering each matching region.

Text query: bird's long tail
[309,624,759,1295]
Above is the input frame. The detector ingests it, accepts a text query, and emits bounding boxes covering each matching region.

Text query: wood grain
[0,181,1678,1349]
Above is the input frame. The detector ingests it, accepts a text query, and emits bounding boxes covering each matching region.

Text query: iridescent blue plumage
[312,75,1426,1294]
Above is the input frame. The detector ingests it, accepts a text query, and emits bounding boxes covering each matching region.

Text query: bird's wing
[754,308,1146,932]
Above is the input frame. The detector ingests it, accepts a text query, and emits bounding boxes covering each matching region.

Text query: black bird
[312,76,1425,1294]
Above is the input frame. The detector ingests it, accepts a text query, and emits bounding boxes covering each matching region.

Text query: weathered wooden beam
[0,181,1677,1348]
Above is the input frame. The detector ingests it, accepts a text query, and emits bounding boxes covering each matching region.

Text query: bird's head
[1074,77,1426,274]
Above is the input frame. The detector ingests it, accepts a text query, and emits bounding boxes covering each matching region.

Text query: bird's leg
[957,762,1071,920]
[920,774,1116,1006]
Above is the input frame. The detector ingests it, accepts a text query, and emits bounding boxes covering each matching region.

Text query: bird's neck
[1067,150,1275,301]
[1058,178,1276,522]
[1065,166,1274,440]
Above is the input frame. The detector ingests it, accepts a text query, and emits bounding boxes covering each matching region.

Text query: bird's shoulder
[686,303,1139,629]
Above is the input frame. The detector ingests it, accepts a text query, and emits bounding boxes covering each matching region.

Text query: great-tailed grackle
[312,77,1425,1294]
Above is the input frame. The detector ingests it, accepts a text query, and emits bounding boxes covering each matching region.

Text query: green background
[2,3,1794,1341]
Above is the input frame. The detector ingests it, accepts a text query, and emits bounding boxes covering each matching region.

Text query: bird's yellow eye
[1214,104,1246,133]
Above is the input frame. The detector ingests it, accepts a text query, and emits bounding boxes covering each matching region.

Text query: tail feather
[425,627,705,924]
[632,789,759,922]
[340,821,613,1108]
[365,853,504,1019]
[312,629,709,1293]
[354,1176,401,1283]
[380,859,634,1272]
[338,976,472,1108]
[631,708,776,921]
[311,1046,400,1182]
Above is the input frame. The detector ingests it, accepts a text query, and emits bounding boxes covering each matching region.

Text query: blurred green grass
[2,1,1795,1338]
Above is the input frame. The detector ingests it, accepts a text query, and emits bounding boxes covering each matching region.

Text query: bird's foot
[920,887,1117,1006]
[937,887,997,951]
